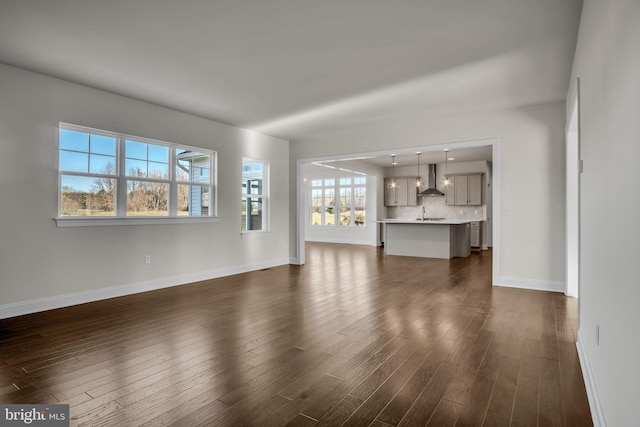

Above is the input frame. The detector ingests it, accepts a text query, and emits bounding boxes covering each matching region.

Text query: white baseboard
[305,237,376,246]
[576,330,606,427]
[493,276,564,293]
[0,258,290,320]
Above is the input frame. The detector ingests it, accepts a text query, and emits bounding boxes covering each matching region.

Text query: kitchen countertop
[378,218,475,225]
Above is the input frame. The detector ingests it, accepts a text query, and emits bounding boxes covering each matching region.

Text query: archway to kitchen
[295,137,500,286]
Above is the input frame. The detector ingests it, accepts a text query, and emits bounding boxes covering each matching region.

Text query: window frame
[241,157,269,233]
[55,123,218,227]
[310,175,366,227]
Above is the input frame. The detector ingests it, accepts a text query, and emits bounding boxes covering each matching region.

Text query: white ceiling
[356,145,494,168]
[0,0,582,144]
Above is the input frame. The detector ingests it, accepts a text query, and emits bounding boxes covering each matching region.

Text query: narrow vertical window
[353,176,367,226]
[176,150,212,217]
[242,159,268,232]
[324,179,336,225]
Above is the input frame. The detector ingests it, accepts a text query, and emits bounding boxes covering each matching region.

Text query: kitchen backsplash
[386,196,485,220]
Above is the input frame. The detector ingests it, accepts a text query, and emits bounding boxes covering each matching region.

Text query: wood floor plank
[298,336,408,421]
[482,356,520,427]
[284,413,318,427]
[510,338,541,427]
[315,394,364,426]
[348,343,416,400]
[538,357,565,427]
[558,341,593,426]
[426,399,462,426]
[397,362,457,427]
[374,348,445,425]
[263,374,342,426]
[0,243,593,427]
[453,375,495,426]
[341,345,427,425]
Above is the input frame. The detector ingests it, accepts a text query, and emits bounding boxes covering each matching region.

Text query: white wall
[291,101,566,291]
[566,98,579,298]
[303,160,383,246]
[567,1,640,425]
[0,64,290,318]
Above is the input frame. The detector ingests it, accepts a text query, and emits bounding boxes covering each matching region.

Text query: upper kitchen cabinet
[445,174,483,206]
[384,178,418,206]
[467,175,482,205]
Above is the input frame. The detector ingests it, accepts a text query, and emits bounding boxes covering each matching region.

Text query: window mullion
[168,148,177,216]
[350,184,355,226]
[321,187,325,225]
[116,136,127,216]
[333,178,342,227]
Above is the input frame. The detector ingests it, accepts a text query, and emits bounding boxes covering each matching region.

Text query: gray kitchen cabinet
[470,221,482,247]
[454,175,468,205]
[468,175,482,205]
[384,178,418,206]
[445,174,483,206]
[445,180,455,205]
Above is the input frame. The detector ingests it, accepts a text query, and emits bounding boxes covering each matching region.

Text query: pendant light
[390,154,398,205]
[443,149,450,186]
[390,155,397,188]
[415,152,421,188]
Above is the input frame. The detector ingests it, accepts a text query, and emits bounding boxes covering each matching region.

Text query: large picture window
[311,176,366,226]
[241,159,268,232]
[57,123,216,222]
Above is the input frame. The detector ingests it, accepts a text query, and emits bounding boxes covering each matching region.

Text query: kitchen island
[379,219,473,259]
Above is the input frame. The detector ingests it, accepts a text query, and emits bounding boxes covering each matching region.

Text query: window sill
[54,216,220,227]
[241,230,271,238]
[309,225,368,228]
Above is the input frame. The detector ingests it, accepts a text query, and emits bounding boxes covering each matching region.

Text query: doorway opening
[295,138,500,287]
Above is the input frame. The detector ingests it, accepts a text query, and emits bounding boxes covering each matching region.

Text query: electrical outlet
[596,323,600,346]
[144,255,151,265]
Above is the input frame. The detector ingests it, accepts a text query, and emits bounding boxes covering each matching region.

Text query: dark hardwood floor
[0,243,592,426]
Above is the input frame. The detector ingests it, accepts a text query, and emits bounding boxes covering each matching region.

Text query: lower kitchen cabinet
[470,221,482,247]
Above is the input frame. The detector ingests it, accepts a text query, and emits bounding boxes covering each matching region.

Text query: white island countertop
[377,218,475,225]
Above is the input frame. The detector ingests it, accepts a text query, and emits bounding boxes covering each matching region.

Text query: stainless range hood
[418,164,444,197]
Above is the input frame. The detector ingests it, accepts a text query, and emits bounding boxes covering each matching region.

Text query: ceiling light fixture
[390,155,397,189]
[443,149,450,186]
[415,152,421,188]
[390,154,398,205]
